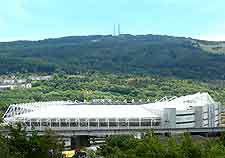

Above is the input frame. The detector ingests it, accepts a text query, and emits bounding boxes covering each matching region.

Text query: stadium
[3,92,222,130]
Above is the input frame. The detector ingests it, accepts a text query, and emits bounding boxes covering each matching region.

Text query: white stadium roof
[3,92,217,121]
[16,105,159,119]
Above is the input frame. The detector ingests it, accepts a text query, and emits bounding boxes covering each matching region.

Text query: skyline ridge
[0,33,224,43]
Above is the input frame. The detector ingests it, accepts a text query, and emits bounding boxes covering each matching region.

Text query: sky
[0,0,225,41]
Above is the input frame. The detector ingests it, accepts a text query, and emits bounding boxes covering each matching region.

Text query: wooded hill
[0,34,225,80]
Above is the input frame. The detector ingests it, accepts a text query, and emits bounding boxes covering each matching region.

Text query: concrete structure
[2,127,225,137]
[3,92,222,130]
[1,126,225,148]
[1,92,223,147]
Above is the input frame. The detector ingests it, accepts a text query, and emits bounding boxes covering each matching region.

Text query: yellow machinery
[61,149,87,158]
[61,150,75,158]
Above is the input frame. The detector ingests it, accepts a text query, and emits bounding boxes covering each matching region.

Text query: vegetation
[1,125,225,158]
[0,73,225,111]
[0,35,225,80]
[0,124,63,158]
[97,133,225,158]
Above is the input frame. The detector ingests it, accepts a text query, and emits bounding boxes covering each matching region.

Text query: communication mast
[113,24,121,36]
[118,24,121,36]
[113,24,116,36]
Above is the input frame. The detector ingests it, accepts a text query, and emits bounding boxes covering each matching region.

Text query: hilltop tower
[118,24,120,36]
[113,24,121,36]
[113,24,116,36]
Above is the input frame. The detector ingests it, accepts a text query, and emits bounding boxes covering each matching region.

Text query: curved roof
[3,92,217,121]
[16,104,159,119]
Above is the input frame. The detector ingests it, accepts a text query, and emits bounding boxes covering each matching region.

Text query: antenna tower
[113,24,116,36]
[118,24,120,36]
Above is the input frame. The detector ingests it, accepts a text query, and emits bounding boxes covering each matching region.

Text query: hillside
[0,34,225,80]
[1,74,225,110]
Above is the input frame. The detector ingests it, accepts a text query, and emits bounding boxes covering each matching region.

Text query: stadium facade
[3,92,222,130]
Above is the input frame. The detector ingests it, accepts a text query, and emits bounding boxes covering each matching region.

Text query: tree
[0,124,63,158]
[165,137,182,158]
[180,133,202,158]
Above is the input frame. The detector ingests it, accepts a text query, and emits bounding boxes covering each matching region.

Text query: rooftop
[3,92,217,121]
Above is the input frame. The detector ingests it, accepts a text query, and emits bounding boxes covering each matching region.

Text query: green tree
[203,141,225,158]
[0,124,63,158]
[165,137,182,158]
[180,133,202,158]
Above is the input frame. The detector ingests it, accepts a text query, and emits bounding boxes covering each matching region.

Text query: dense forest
[1,35,225,80]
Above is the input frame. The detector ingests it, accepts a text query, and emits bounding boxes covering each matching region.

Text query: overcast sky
[0,0,225,41]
